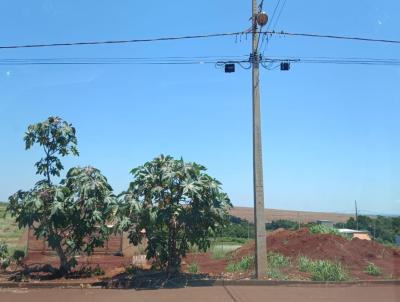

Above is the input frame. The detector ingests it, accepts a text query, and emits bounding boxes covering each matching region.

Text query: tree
[24,116,79,185]
[118,155,232,272]
[7,117,117,275]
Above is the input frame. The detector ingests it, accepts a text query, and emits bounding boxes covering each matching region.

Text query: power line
[0,32,246,50]
[0,31,399,50]
[1,56,399,67]
[271,30,400,44]
[270,0,287,31]
[259,0,281,51]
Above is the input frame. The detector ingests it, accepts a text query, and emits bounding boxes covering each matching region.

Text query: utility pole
[252,0,267,279]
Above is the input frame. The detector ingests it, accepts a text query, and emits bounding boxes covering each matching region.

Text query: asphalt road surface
[0,285,399,302]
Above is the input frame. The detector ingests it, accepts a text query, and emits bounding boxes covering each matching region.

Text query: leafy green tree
[118,155,232,272]
[7,117,117,274]
[339,215,400,244]
[24,116,79,185]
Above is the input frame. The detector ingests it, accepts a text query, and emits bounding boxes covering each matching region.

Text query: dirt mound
[230,228,400,279]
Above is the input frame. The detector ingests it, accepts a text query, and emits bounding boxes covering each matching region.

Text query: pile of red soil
[231,228,400,279]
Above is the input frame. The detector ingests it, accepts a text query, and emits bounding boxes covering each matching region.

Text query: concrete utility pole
[252,0,267,279]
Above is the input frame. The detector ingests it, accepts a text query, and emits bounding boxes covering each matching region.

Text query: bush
[12,250,25,266]
[0,241,10,270]
[188,263,199,274]
[364,262,381,276]
[298,256,348,281]
[226,256,255,273]
[266,219,298,231]
[309,225,341,236]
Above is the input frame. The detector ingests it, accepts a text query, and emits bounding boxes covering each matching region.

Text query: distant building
[337,228,371,241]
[395,235,400,246]
[316,220,334,228]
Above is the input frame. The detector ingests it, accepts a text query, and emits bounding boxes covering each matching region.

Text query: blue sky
[0,0,399,214]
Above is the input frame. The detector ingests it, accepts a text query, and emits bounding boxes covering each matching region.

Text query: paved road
[0,285,399,302]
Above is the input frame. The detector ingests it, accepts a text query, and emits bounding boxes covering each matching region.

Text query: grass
[189,238,244,259]
[226,256,254,273]
[210,244,241,260]
[364,262,381,276]
[266,252,291,280]
[309,225,341,236]
[188,262,200,274]
[0,204,26,255]
[298,256,348,281]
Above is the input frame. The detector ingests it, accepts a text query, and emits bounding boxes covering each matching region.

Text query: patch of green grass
[188,262,200,274]
[267,269,287,280]
[0,205,26,254]
[364,262,381,276]
[210,244,241,260]
[267,252,291,269]
[298,255,315,272]
[297,256,348,281]
[265,252,291,280]
[309,225,341,236]
[226,256,255,273]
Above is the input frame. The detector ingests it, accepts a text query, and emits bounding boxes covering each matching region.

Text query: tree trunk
[167,222,179,273]
[53,242,69,276]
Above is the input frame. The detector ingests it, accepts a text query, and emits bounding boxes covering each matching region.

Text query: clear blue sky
[0,0,399,215]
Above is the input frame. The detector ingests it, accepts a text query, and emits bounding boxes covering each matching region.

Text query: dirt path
[0,285,399,302]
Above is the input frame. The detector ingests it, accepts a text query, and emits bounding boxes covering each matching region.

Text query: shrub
[12,250,25,266]
[226,256,254,273]
[0,241,10,270]
[364,262,381,276]
[309,225,341,236]
[297,256,348,281]
[188,263,199,274]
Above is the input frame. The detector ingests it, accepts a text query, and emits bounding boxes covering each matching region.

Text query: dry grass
[230,207,353,224]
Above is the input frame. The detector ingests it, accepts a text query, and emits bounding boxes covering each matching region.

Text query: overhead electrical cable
[0,56,399,67]
[0,31,399,50]
[270,0,287,31]
[259,0,281,51]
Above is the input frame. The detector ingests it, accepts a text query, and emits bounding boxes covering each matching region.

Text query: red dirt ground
[5,228,399,282]
[228,228,400,279]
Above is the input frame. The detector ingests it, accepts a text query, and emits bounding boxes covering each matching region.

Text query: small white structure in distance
[338,228,371,241]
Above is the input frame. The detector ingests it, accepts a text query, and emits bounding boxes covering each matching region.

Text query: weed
[297,256,348,281]
[267,252,290,269]
[267,269,286,280]
[125,265,140,276]
[188,262,200,274]
[364,262,381,276]
[226,256,255,273]
[92,265,105,276]
[298,255,314,272]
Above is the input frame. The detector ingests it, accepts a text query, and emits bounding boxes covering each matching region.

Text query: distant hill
[230,207,353,224]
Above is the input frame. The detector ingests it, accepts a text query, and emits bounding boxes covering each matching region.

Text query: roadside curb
[0,279,399,289]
